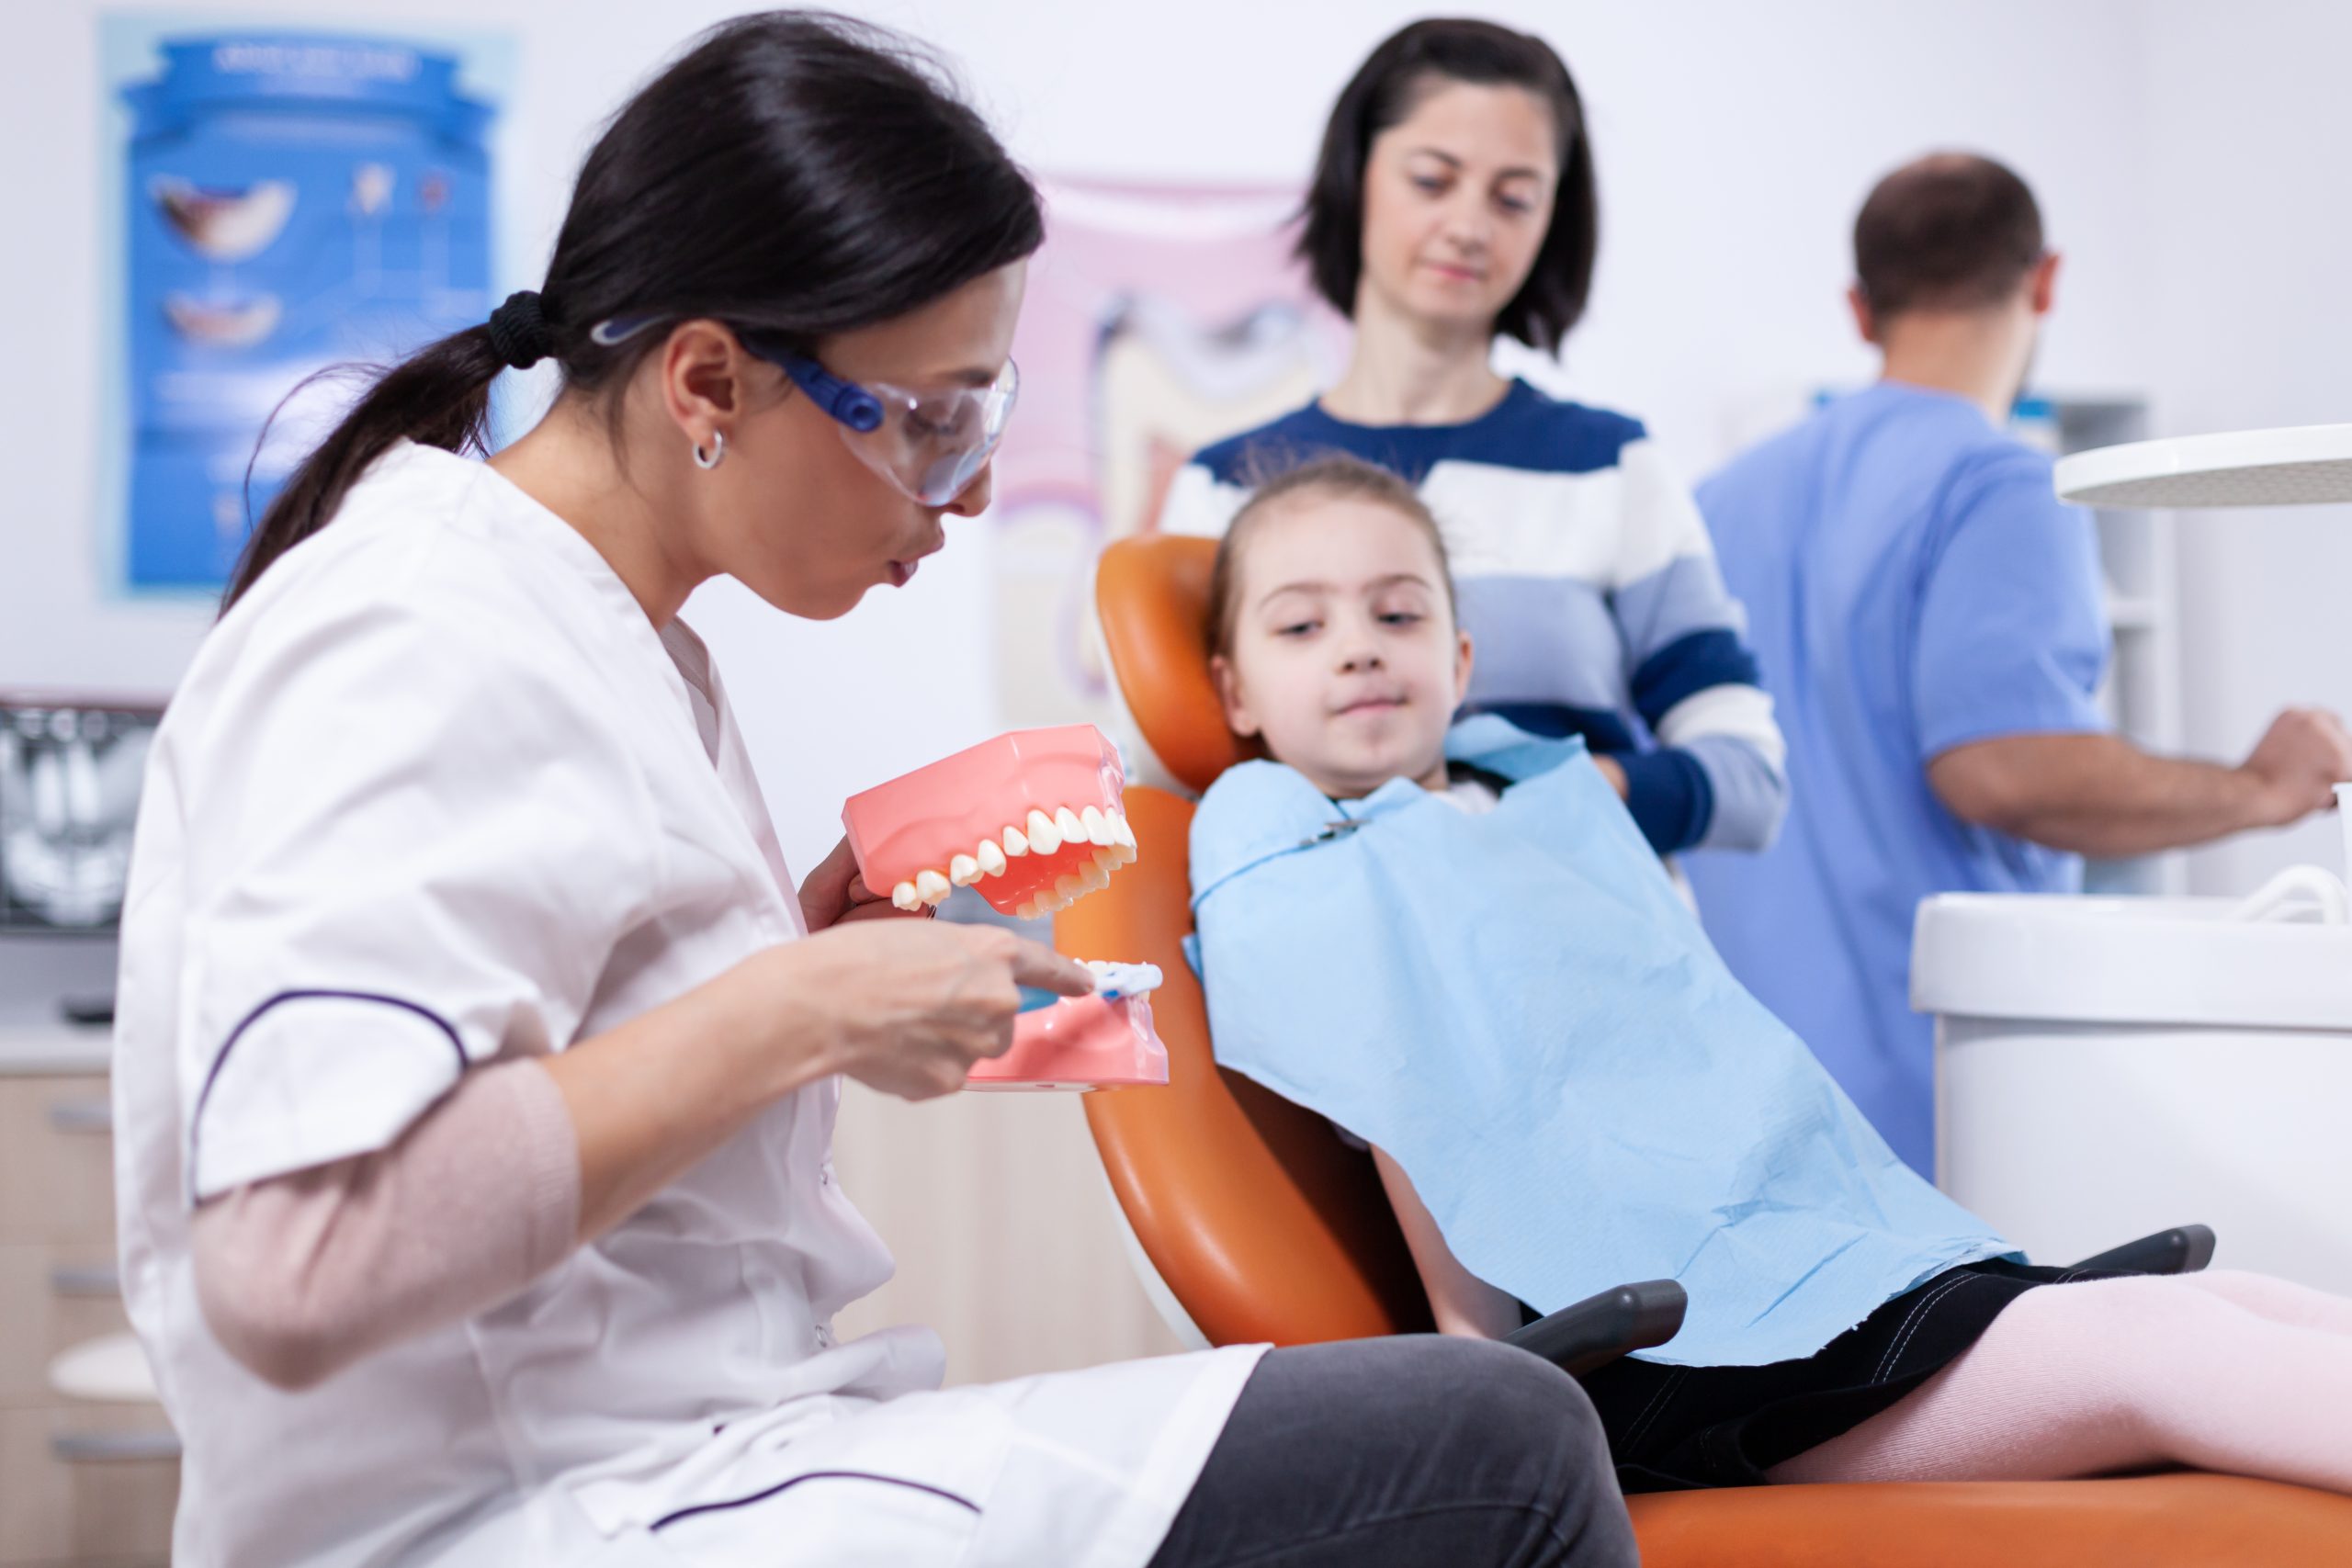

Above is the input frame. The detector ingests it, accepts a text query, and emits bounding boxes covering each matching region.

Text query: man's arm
[1928,709,2352,859]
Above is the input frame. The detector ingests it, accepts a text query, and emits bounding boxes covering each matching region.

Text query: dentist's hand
[797,834,919,931]
[787,920,1094,1101]
[552,919,1092,1241]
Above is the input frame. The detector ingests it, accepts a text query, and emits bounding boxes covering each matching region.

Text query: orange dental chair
[1057,532,2352,1565]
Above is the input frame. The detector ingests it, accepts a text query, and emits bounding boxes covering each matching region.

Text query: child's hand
[1592,754,1630,800]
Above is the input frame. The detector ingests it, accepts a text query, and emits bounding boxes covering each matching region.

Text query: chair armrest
[1504,1279,1688,1379]
[2068,1224,2217,1277]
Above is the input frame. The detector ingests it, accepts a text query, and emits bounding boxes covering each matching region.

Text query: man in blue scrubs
[1688,153,2352,1176]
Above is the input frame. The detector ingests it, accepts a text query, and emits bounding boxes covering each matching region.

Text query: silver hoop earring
[693,430,727,471]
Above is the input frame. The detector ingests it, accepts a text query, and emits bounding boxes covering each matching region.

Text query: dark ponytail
[224,10,1045,611]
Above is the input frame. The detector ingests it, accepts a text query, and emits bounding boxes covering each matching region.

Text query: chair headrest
[1096,534,1245,795]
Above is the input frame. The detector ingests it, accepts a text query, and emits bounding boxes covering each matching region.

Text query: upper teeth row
[890,806,1138,911]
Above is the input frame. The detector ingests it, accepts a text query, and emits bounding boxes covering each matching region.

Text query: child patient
[1187,454,2352,1493]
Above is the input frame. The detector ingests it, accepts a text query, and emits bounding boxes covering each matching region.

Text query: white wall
[6,0,2165,847]
[12,0,2346,1378]
[2145,0,2352,893]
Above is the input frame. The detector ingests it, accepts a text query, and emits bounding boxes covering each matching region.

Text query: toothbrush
[1016,961,1165,1012]
[1088,962,1163,1003]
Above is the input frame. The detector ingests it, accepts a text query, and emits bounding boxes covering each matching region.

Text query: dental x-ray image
[0,700,159,932]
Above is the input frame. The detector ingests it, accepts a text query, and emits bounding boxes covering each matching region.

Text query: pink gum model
[842,725,1138,921]
[965,993,1170,1091]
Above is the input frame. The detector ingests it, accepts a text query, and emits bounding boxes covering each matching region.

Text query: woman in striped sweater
[1154,17,1784,858]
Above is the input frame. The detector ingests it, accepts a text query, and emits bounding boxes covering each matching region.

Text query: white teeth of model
[1034,891,1064,917]
[1013,897,1038,920]
[948,853,981,887]
[1109,811,1136,850]
[1025,809,1062,855]
[1115,840,1139,865]
[1081,805,1114,846]
[892,881,922,911]
[1091,846,1119,874]
[1054,874,1083,901]
[1080,860,1111,894]
[1055,807,1086,843]
[915,869,952,905]
[1001,824,1029,857]
[976,840,1008,878]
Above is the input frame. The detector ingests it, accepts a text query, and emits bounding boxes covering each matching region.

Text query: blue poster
[106,27,506,591]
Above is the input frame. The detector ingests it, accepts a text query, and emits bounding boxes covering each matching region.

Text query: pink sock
[1765,1272,2352,1494]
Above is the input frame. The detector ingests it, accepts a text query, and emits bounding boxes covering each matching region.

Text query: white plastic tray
[2055,423,2352,508]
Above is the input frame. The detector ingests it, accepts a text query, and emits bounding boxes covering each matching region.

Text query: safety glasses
[749,338,1019,508]
[589,315,1019,507]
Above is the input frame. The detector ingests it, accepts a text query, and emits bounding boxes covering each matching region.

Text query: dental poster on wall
[989,179,1350,726]
[99,20,514,592]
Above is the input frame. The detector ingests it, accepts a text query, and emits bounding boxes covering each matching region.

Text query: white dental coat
[112,441,1263,1568]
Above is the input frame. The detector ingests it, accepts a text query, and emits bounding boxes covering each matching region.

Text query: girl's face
[1212,496,1473,799]
[1356,79,1559,337]
[691,261,1027,621]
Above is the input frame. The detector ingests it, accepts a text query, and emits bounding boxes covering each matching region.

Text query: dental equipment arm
[1371,1145,1526,1340]
[1928,712,2352,858]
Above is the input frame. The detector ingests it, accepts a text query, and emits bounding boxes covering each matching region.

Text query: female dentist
[111,14,1633,1568]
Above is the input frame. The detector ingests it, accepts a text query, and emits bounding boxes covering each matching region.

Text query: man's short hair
[1853,153,2045,317]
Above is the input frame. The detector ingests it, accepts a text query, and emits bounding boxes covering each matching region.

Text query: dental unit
[978,961,1170,1092]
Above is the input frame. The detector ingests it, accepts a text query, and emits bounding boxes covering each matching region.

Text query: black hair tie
[486,289,552,370]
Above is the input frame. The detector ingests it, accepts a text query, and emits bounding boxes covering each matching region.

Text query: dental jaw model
[842,725,1137,921]
[967,962,1169,1092]
[842,727,1165,1091]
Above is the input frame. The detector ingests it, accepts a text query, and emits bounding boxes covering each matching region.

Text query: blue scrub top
[1683,381,2111,1175]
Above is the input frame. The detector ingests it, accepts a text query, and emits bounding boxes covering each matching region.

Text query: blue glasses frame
[588,314,1017,504]
[590,314,965,435]
[750,344,886,434]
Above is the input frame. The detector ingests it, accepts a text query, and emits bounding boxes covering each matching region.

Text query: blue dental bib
[1189,716,2015,1366]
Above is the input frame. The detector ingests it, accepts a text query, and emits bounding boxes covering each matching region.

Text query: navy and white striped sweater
[1160,380,1787,854]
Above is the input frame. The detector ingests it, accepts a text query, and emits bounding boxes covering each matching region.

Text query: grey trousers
[1147,1337,1638,1568]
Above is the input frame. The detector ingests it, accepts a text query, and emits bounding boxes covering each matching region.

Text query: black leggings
[1147,1337,1637,1568]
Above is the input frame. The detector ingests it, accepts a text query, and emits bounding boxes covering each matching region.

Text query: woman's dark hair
[1297,18,1597,353]
[224,10,1044,610]
[1206,453,1457,665]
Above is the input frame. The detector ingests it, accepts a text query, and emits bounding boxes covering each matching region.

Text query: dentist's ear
[662,319,750,447]
[1211,653,1261,740]
[1452,627,1476,707]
